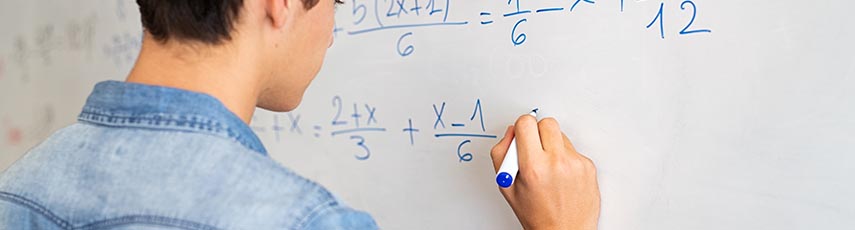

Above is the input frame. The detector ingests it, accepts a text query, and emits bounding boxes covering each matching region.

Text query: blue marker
[496,108,539,188]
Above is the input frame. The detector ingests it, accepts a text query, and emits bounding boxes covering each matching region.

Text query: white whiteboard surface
[1,0,854,229]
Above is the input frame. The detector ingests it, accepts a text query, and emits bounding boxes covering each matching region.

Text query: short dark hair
[137,0,322,44]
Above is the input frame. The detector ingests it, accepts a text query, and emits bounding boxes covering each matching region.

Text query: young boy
[0,1,600,229]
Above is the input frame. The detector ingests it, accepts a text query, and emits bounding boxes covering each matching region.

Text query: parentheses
[374,0,385,27]
[443,0,450,22]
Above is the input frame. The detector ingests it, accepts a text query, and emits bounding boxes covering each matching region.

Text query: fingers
[537,118,564,152]
[514,114,543,153]
[491,126,515,172]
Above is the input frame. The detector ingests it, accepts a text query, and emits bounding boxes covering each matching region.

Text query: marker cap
[496,172,514,188]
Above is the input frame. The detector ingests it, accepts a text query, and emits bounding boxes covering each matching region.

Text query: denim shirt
[0,81,378,230]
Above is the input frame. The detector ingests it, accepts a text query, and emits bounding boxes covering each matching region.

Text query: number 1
[646,2,665,39]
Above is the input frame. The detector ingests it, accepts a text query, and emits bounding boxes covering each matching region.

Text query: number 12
[646,0,712,39]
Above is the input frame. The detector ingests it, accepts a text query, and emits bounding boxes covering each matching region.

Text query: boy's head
[136,0,340,112]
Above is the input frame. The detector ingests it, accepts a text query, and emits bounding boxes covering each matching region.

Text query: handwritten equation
[9,14,98,81]
[254,96,498,162]
[334,0,713,56]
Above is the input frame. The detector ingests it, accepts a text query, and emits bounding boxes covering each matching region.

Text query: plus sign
[402,118,420,146]
[351,103,362,128]
[271,114,285,142]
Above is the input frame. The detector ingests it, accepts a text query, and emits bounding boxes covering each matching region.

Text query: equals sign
[313,125,322,138]
[480,12,494,25]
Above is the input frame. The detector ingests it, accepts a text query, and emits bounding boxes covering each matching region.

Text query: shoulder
[217,147,378,229]
[0,123,377,229]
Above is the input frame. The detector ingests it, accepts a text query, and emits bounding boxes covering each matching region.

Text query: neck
[126,36,262,124]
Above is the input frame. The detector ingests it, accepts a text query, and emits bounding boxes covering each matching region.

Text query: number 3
[351,135,371,161]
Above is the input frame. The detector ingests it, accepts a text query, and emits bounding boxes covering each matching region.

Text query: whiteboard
[1,0,854,229]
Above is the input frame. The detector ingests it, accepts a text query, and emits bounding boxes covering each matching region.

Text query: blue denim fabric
[0,81,378,230]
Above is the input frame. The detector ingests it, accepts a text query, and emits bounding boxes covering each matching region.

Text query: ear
[265,0,291,28]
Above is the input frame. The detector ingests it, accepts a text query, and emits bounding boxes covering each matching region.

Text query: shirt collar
[78,80,268,155]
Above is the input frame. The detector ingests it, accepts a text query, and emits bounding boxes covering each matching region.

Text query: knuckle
[515,115,537,129]
[576,154,597,172]
[567,156,588,171]
[584,157,598,172]
[587,162,598,174]
[579,153,595,165]
[523,159,557,184]
[537,117,560,130]
[571,158,587,170]
[551,157,569,173]
[523,166,547,185]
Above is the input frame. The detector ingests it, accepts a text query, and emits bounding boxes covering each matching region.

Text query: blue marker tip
[496,172,514,188]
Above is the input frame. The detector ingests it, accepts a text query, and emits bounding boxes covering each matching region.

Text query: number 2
[332,96,347,126]
[647,1,712,39]
[679,0,712,35]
